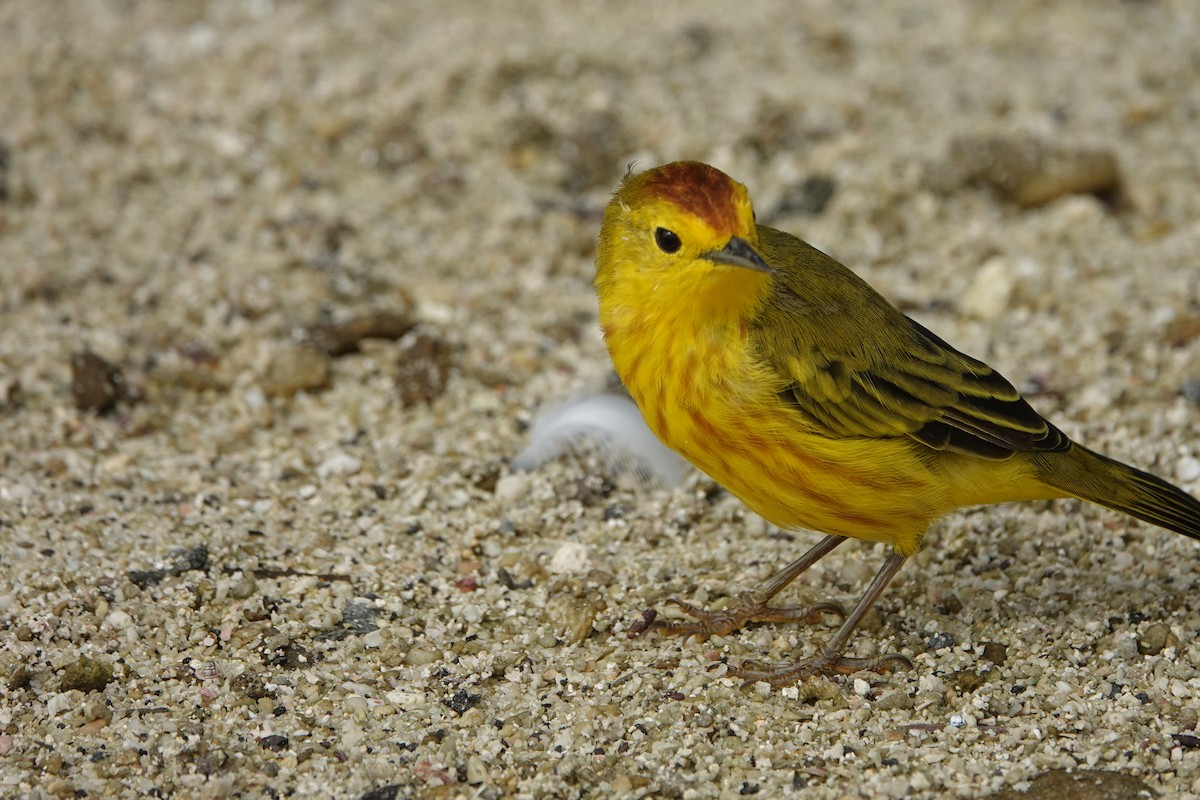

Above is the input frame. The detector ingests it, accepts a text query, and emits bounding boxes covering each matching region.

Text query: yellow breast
[605,315,949,556]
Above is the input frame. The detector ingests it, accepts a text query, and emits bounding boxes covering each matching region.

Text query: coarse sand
[2,2,1200,798]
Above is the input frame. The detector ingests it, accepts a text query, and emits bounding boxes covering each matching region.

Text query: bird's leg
[639,534,848,641]
[732,551,911,687]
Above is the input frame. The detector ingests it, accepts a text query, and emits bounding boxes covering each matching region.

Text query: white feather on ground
[512,392,687,487]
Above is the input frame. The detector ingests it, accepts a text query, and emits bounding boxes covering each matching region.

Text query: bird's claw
[628,595,845,643]
[732,650,912,688]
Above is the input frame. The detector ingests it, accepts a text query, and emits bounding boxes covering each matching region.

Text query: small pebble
[960,257,1018,320]
[316,452,363,479]
[171,544,210,573]
[103,609,134,631]
[45,779,75,797]
[949,134,1122,207]
[442,688,481,715]
[1165,315,1200,347]
[926,632,955,651]
[466,755,490,785]
[1004,770,1155,799]
[403,644,442,667]
[493,473,529,503]
[1175,457,1200,484]
[774,175,836,217]
[308,305,416,356]
[396,327,451,405]
[1138,622,1177,656]
[949,667,992,693]
[1172,733,1200,751]
[549,541,591,574]
[263,344,331,397]
[227,573,257,600]
[545,593,602,645]
[8,665,29,691]
[59,656,114,693]
[71,351,127,413]
[873,690,913,711]
[259,734,289,752]
[1180,379,1200,406]
[980,642,1009,666]
[0,377,23,409]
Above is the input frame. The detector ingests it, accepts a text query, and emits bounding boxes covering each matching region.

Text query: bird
[593,160,1200,686]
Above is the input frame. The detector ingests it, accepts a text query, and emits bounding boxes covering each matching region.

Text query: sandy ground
[2,1,1200,798]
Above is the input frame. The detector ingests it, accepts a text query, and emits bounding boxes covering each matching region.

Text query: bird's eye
[654,227,682,254]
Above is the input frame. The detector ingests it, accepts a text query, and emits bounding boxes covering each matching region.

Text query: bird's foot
[633,592,844,643]
[729,650,912,688]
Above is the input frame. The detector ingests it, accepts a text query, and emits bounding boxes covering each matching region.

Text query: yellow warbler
[595,160,1200,686]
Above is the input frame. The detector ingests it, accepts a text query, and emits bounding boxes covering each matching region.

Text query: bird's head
[595,161,773,326]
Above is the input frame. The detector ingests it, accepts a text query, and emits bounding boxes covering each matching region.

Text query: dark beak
[705,237,772,273]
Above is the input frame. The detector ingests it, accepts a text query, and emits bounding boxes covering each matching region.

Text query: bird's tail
[1033,445,1200,541]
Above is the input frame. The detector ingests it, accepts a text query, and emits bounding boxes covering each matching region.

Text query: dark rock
[60,656,113,692]
[71,351,127,413]
[985,768,1156,799]
[775,175,837,216]
[258,734,289,752]
[948,135,1122,208]
[396,327,451,406]
[308,306,416,356]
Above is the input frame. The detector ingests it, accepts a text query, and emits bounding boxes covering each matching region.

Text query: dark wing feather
[753,228,1069,460]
